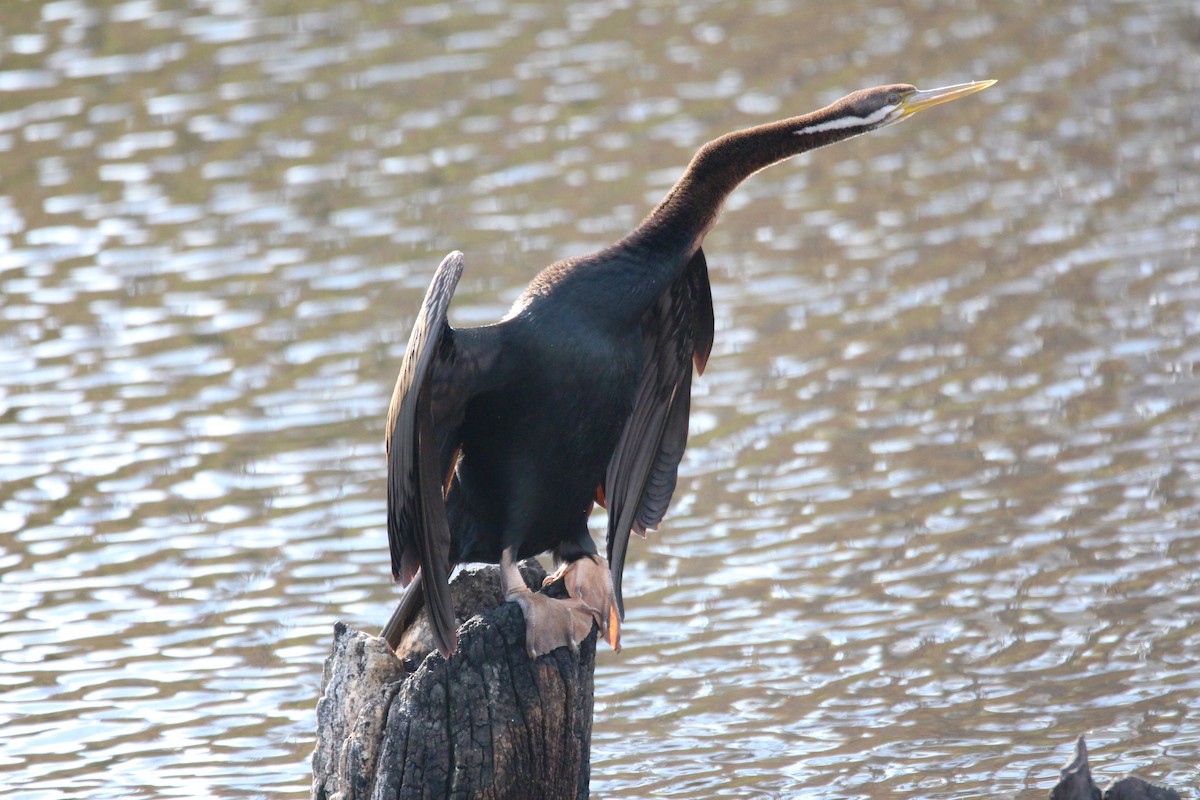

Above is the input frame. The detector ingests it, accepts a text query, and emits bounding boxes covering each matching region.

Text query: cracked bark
[310,571,1186,800]
[312,561,594,800]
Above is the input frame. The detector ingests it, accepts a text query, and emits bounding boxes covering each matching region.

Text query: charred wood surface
[312,570,1186,800]
[312,562,595,800]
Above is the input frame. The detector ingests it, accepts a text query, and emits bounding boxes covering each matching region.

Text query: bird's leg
[543,556,621,652]
[501,547,598,658]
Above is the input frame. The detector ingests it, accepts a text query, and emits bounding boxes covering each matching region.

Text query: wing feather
[605,248,714,617]
[688,248,715,374]
[386,251,465,656]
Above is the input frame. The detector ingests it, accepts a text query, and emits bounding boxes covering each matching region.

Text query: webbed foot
[507,588,597,658]
[501,549,621,658]
[543,555,621,652]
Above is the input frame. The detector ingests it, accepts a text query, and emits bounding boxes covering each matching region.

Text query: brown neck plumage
[628,96,876,258]
[538,95,880,324]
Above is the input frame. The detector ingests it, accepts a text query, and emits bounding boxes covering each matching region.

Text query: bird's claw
[508,588,596,658]
[542,555,621,652]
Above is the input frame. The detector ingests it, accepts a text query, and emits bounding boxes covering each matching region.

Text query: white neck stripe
[793,104,895,136]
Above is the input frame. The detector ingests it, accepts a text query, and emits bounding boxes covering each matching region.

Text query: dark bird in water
[382,79,994,658]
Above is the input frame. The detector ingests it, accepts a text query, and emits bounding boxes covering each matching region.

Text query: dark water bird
[382,79,995,658]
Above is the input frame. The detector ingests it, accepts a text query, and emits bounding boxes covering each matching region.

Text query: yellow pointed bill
[900,80,996,118]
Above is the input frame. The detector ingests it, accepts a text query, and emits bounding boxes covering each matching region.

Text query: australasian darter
[381,80,995,658]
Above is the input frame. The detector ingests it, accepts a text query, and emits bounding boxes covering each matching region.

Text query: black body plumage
[381,81,994,656]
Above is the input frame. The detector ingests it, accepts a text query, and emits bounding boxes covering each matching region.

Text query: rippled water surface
[2,1,1199,797]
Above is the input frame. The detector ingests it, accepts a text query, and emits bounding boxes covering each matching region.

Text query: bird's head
[794,80,996,138]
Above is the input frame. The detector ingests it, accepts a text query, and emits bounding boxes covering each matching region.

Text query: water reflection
[2,0,1199,797]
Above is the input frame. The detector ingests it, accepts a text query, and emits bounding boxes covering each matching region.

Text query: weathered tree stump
[312,562,596,800]
[1049,736,1182,800]
[311,569,1185,800]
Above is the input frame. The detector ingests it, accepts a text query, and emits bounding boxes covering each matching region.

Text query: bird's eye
[887,91,901,106]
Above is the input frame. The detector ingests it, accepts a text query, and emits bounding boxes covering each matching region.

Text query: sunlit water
[2,1,1198,797]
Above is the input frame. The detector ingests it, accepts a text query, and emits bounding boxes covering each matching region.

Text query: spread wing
[385,250,467,657]
[605,247,714,617]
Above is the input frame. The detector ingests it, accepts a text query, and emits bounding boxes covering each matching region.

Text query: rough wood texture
[1049,736,1182,800]
[312,562,596,800]
[311,571,1185,800]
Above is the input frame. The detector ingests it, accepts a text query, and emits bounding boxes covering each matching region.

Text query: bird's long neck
[628,100,875,260]
[539,98,878,327]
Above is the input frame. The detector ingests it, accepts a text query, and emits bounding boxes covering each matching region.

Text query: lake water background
[1,0,1199,797]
